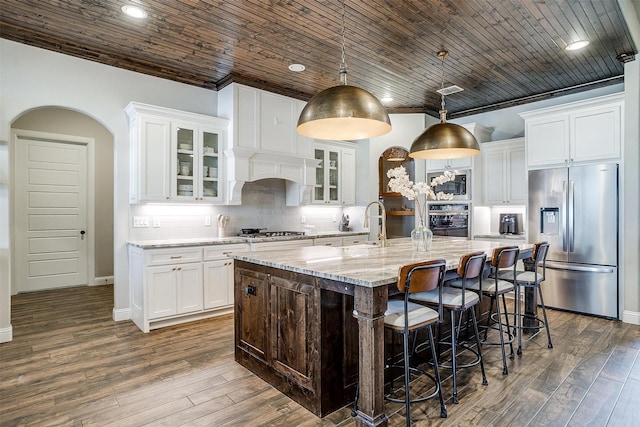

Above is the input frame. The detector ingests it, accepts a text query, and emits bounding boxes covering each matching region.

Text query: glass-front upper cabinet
[313,144,340,204]
[172,123,222,202]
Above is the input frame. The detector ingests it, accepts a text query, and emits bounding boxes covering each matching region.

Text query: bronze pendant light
[409,51,480,159]
[296,1,391,141]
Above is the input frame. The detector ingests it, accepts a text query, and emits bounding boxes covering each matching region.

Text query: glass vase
[411,220,433,252]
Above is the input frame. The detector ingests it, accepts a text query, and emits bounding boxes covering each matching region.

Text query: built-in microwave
[427,169,470,200]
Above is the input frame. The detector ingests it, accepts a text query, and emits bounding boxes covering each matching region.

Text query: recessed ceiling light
[288,63,305,72]
[565,40,590,51]
[380,96,393,103]
[121,5,148,19]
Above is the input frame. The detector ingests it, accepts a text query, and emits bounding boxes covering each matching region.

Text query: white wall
[0,39,220,340]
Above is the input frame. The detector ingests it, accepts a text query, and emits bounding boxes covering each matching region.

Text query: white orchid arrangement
[386,165,455,221]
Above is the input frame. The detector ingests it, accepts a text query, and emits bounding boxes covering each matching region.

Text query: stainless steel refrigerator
[528,163,618,319]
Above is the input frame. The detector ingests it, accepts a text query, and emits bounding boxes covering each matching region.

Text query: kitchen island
[232,237,533,427]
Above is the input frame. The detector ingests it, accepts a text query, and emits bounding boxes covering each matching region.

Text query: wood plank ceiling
[1,0,636,117]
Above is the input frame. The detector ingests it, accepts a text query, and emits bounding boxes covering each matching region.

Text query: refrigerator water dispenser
[540,207,559,234]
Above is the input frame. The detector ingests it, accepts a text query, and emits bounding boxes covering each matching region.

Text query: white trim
[0,325,13,343]
[93,275,114,285]
[112,307,130,322]
[622,310,640,325]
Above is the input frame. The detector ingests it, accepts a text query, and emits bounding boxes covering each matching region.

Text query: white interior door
[15,136,89,292]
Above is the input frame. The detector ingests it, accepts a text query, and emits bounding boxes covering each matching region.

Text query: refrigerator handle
[561,180,567,251]
[568,180,575,252]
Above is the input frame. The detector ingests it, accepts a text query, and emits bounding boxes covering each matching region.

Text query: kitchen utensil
[217,214,230,237]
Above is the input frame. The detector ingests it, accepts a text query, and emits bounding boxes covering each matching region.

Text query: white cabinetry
[313,142,356,205]
[313,235,367,246]
[203,244,249,310]
[217,83,317,204]
[129,243,248,332]
[250,239,311,252]
[147,262,203,318]
[482,138,526,205]
[427,156,473,172]
[520,93,623,168]
[126,102,228,203]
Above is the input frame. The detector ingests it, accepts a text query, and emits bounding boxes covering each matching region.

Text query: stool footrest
[385,365,441,404]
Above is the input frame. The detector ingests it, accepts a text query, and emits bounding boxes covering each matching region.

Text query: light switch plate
[205,216,211,226]
[153,217,160,227]
[133,216,149,228]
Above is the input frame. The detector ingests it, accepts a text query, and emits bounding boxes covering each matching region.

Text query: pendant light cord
[339,0,348,85]
[438,50,448,122]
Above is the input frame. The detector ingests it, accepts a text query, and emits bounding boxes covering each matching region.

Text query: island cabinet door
[269,274,320,390]
[235,267,269,362]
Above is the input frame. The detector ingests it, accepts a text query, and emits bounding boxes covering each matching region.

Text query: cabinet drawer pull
[170,255,182,259]
[222,251,232,255]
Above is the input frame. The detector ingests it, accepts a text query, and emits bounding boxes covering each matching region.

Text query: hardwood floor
[1,284,639,426]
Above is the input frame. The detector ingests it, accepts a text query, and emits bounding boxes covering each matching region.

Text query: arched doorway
[11,107,114,293]
[378,146,414,238]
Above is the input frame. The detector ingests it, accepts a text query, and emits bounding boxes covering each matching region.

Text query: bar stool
[498,241,553,355]
[352,260,448,425]
[453,246,519,375]
[410,251,488,404]
[386,259,448,425]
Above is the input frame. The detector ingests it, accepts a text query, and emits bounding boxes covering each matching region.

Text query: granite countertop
[232,237,533,288]
[128,231,368,249]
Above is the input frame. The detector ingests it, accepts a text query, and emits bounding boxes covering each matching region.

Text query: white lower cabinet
[129,243,248,332]
[147,262,203,319]
[203,244,249,309]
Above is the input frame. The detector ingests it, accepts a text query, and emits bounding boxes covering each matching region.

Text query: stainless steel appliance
[238,228,305,237]
[428,203,469,238]
[427,170,470,200]
[528,163,618,319]
[499,213,524,235]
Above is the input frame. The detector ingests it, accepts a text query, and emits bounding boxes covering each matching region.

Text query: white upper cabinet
[312,141,356,205]
[482,138,526,205]
[126,102,228,204]
[217,83,317,204]
[521,93,623,168]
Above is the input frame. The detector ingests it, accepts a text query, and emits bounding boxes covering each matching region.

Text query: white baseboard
[93,276,114,286]
[622,310,640,325]
[0,325,13,343]
[113,307,131,322]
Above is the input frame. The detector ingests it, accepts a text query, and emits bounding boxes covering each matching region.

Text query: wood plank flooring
[1,285,639,426]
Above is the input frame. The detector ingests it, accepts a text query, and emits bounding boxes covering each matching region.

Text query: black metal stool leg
[538,286,553,348]
[450,310,458,404]
[470,308,488,386]
[495,294,509,375]
[427,325,447,419]
[501,293,515,358]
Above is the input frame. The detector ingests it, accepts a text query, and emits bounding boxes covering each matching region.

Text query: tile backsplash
[129,179,367,241]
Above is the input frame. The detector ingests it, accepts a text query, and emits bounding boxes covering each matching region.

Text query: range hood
[224,147,319,205]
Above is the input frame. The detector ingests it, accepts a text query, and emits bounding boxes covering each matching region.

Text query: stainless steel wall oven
[428,203,469,238]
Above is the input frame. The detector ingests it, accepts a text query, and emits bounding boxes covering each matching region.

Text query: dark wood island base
[234,260,362,418]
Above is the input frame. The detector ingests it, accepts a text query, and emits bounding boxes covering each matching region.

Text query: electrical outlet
[205,215,211,226]
[153,217,160,227]
[133,216,149,227]
[300,215,306,224]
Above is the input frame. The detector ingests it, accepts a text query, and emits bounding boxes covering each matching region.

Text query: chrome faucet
[364,200,388,247]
